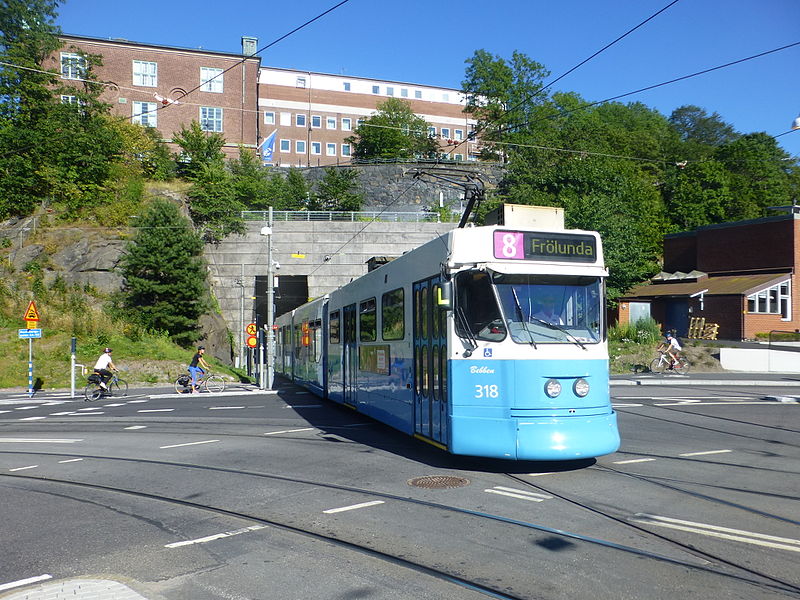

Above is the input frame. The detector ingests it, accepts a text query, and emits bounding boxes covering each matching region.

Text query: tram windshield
[454,270,604,345]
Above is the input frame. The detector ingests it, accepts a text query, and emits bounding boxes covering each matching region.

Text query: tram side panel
[287,298,327,396]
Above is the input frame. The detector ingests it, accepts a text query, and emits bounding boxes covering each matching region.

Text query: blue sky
[56,0,800,159]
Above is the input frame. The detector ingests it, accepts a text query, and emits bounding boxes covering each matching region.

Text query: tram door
[413,277,447,445]
[342,303,357,407]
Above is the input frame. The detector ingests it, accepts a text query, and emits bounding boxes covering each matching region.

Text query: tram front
[446,228,620,460]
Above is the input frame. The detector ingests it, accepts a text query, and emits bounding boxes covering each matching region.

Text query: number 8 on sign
[494,231,523,259]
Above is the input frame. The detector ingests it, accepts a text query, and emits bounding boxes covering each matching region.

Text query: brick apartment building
[54,35,478,166]
[618,212,799,341]
[55,34,262,157]
[257,66,479,167]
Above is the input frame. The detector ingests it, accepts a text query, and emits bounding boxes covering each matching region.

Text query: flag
[259,129,278,164]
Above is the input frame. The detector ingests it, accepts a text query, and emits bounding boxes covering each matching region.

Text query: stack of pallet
[686,317,719,340]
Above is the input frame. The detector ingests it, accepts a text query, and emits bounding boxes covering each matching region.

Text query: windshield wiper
[510,287,537,349]
[527,315,587,350]
[455,306,479,357]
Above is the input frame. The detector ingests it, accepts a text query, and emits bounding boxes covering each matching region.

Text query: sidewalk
[611,371,800,387]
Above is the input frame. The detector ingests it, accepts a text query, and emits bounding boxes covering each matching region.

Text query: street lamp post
[260,206,275,390]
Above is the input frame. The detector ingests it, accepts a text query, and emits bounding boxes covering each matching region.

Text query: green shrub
[609,317,661,345]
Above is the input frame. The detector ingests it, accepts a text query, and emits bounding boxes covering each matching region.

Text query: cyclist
[93,347,117,392]
[658,332,682,369]
[188,346,210,394]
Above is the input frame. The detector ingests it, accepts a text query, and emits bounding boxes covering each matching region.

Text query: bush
[609,317,661,345]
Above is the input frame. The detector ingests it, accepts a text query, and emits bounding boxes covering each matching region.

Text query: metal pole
[266,206,275,389]
[27,338,33,398]
[70,337,76,399]
[238,264,245,369]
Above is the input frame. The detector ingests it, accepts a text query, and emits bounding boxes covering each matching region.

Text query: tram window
[421,287,429,339]
[330,310,340,343]
[313,323,322,362]
[360,298,377,341]
[455,271,504,341]
[294,324,302,358]
[382,288,404,340]
[432,285,440,338]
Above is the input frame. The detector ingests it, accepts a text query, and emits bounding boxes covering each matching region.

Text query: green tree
[346,97,437,160]
[172,121,226,178]
[119,199,208,346]
[187,161,246,242]
[310,167,363,211]
[284,167,311,209]
[662,161,731,231]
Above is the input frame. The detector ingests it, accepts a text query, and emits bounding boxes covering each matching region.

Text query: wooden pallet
[686,317,718,340]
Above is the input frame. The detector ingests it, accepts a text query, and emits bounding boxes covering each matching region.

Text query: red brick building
[618,213,799,340]
[55,34,261,158]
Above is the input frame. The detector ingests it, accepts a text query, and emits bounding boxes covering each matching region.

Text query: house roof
[622,273,790,300]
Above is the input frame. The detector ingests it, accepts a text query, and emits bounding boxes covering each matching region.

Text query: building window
[61,95,78,104]
[296,76,306,88]
[296,140,306,154]
[341,118,352,131]
[280,139,290,152]
[454,129,464,141]
[372,85,379,94]
[296,113,306,127]
[386,86,394,96]
[133,101,157,127]
[401,88,408,98]
[264,111,275,125]
[454,154,464,161]
[326,117,336,129]
[280,112,291,126]
[441,127,450,139]
[311,142,321,155]
[60,52,85,80]
[200,107,223,132]
[428,126,437,137]
[442,93,450,101]
[311,115,321,128]
[341,143,351,157]
[747,280,791,318]
[200,67,223,93]
[414,90,422,99]
[326,143,336,156]
[343,82,351,91]
[132,60,157,87]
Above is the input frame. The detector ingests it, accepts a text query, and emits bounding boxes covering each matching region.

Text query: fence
[241,210,456,223]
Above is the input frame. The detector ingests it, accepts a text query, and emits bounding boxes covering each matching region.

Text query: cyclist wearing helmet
[188,346,210,394]
[93,348,117,390]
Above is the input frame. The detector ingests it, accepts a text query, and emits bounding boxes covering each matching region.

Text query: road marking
[264,428,315,435]
[209,406,246,410]
[78,407,103,411]
[18,416,47,421]
[68,412,105,416]
[0,574,53,592]
[14,406,38,410]
[9,465,38,471]
[160,439,220,449]
[165,525,266,548]
[655,401,773,406]
[612,403,644,407]
[632,514,800,552]
[613,458,657,464]
[679,449,732,457]
[0,438,82,443]
[485,486,553,502]
[323,500,385,514]
[138,409,174,413]
[49,411,76,415]
[284,404,323,409]
[124,425,147,430]
[127,399,148,403]
[526,472,555,477]
[58,458,83,463]
[0,410,10,414]
[105,403,125,407]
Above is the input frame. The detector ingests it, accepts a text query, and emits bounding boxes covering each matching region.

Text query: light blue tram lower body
[448,358,619,460]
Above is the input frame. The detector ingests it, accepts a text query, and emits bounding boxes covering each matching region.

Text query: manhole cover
[407,475,470,489]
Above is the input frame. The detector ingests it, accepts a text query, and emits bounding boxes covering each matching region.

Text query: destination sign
[494,230,597,263]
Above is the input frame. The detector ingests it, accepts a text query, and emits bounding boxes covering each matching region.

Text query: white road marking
[485,486,553,502]
[209,406,246,410]
[0,438,82,443]
[165,525,266,548]
[655,401,773,406]
[138,409,174,413]
[0,574,53,592]
[78,407,103,411]
[127,399,149,403]
[68,412,105,415]
[18,416,47,421]
[323,500,385,514]
[633,514,800,553]
[284,404,323,409]
[0,410,10,414]
[612,403,644,407]
[526,472,555,477]
[613,458,657,464]
[49,411,76,416]
[14,406,38,410]
[105,403,125,407]
[9,465,38,471]
[124,425,147,430]
[264,428,315,435]
[58,458,83,463]
[160,439,220,449]
[679,449,732,457]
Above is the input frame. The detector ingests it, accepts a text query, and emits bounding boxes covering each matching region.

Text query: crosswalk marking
[485,486,553,502]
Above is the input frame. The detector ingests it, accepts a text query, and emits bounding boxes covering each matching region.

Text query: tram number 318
[475,384,500,398]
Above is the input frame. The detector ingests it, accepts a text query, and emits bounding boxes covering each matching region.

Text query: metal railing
[241,210,457,223]
[768,330,800,352]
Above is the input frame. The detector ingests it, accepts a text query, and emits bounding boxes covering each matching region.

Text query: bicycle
[84,371,128,401]
[650,350,691,375]
[174,371,226,394]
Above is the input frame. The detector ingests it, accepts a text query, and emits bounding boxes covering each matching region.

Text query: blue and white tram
[275,224,620,460]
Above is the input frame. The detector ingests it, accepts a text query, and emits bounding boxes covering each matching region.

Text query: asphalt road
[0,378,797,600]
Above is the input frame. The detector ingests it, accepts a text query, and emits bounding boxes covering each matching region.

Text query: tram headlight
[544,379,562,398]
[573,378,590,397]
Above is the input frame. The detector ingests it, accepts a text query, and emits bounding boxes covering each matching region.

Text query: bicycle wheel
[84,384,103,402]
[175,376,188,394]
[649,357,666,374]
[110,378,128,397]
[674,358,691,375]
[204,375,225,394]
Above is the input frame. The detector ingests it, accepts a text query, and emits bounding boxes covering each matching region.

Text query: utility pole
[260,206,275,389]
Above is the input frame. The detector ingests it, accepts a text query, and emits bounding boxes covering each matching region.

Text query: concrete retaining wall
[720,347,800,373]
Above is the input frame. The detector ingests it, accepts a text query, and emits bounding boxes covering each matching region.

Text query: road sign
[246,335,258,348]
[23,301,40,322]
[18,328,42,339]
[246,323,257,335]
